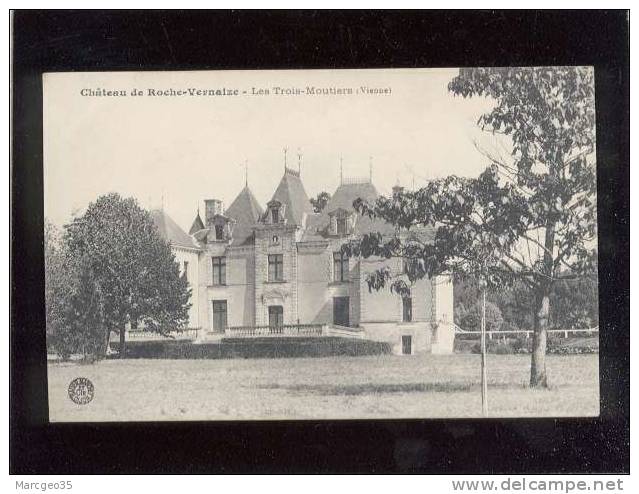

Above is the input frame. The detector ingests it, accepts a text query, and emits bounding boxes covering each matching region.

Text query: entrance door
[333,297,350,327]
[268,306,284,328]
[402,335,412,355]
[212,300,227,332]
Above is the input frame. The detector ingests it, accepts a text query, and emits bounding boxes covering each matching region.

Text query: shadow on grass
[257,381,554,396]
[258,382,474,395]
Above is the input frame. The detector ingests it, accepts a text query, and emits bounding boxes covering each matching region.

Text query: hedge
[109,337,392,359]
[454,336,599,355]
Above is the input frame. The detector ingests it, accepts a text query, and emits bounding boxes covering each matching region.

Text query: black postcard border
[10,10,630,474]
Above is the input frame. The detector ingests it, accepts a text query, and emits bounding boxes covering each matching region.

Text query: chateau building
[151,165,454,354]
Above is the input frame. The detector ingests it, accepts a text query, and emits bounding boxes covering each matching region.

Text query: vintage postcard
[43,68,599,422]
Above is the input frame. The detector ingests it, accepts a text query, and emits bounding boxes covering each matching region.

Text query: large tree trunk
[530,220,556,388]
[101,328,111,358]
[530,288,550,387]
[119,328,126,359]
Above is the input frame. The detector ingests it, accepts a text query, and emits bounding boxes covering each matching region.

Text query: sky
[43,68,500,230]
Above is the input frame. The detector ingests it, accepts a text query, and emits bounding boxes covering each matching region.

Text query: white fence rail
[225,324,324,338]
[453,324,599,339]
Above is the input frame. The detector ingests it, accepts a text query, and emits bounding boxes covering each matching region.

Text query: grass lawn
[47,354,599,422]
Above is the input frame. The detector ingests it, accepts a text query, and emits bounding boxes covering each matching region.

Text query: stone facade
[154,166,456,354]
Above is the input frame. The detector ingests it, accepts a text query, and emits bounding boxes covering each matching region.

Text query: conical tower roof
[150,209,199,249]
[225,186,264,245]
[270,168,313,227]
[188,211,205,235]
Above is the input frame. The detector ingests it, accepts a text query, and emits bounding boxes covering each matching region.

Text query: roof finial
[369,156,373,183]
[161,188,165,211]
[245,159,248,187]
[283,146,288,172]
[340,155,343,185]
[297,148,302,174]
[405,163,416,190]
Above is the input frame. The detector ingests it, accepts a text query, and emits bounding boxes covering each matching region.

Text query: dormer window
[329,208,353,236]
[265,200,285,225]
[337,217,347,235]
[215,224,224,240]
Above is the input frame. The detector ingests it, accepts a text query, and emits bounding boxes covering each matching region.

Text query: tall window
[183,261,189,282]
[212,256,226,285]
[336,217,347,235]
[402,297,413,323]
[215,224,224,240]
[268,254,284,282]
[333,252,349,282]
[271,207,280,223]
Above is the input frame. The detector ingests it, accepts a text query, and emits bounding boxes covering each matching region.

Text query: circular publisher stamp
[68,377,94,405]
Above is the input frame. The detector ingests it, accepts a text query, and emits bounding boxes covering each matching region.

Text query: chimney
[204,199,223,225]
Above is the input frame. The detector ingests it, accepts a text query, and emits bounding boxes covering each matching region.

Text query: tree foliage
[449,67,597,278]
[455,276,598,331]
[342,67,597,387]
[45,220,105,360]
[310,191,331,213]
[342,168,533,296]
[456,300,504,333]
[66,193,191,336]
[54,193,191,358]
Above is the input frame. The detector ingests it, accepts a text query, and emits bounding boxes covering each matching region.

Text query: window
[130,318,138,330]
[183,261,189,282]
[271,207,280,223]
[212,256,226,285]
[215,224,224,240]
[402,297,413,323]
[333,252,349,282]
[336,217,348,235]
[268,306,284,328]
[212,300,227,331]
[402,335,412,355]
[268,254,284,282]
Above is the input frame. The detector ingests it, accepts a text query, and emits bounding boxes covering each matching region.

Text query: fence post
[480,287,488,416]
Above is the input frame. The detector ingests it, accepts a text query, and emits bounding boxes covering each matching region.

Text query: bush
[512,336,531,354]
[547,337,599,355]
[470,339,515,355]
[460,336,598,355]
[456,301,504,332]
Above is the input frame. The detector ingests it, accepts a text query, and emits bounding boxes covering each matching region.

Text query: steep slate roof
[188,212,205,235]
[150,209,200,250]
[302,182,392,240]
[225,185,264,245]
[270,168,314,227]
[302,181,436,242]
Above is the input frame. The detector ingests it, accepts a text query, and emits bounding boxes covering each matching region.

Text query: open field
[48,354,599,421]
